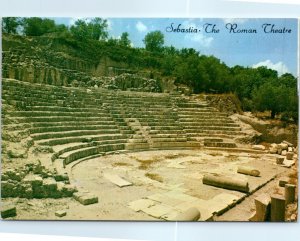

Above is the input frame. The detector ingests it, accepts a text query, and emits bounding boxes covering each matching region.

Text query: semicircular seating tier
[2,79,243,166]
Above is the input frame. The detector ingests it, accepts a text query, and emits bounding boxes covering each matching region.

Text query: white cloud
[136,21,148,32]
[107,20,113,31]
[252,60,290,76]
[223,18,248,24]
[181,20,214,48]
[185,34,214,48]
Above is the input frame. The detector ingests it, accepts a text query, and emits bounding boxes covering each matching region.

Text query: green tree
[70,18,108,40]
[143,31,164,52]
[252,82,290,118]
[2,17,20,34]
[119,32,131,47]
[22,18,57,36]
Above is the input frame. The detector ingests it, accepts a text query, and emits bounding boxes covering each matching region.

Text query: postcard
[1,17,298,221]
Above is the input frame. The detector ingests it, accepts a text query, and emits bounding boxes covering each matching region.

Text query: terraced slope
[2,79,243,166]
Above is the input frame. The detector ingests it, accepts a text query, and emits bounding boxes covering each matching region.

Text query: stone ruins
[1,35,297,221]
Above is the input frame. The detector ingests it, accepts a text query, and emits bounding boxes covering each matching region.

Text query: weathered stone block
[42,178,57,190]
[283,141,293,147]
[55,210,67,218]
[252,145,265,151]
[279,177,290,187]
[271,194,285,222]
[54,173,69,182]
[253,193,271,221]
[278,143,288,150]
[286,152,294,160]
[269,148,278,154]
[74,192,98,205]
[23,174,43,187]
[285,184,296,205]
[1,205,17,219]
[276,157,284,165]
[1,181,16,197]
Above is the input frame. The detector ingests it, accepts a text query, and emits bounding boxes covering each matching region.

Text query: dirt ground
[2,148,294,221]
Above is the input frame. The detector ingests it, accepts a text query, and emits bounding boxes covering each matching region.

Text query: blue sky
[53,18,298,76]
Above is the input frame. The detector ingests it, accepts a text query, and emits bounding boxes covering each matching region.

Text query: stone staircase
[173,96,239,148]
[2,79,245,167]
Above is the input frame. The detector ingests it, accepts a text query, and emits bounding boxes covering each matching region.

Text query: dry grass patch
[145,172,163,183]
[209,152,223,157]
[134,156,162,170]
[112,162,133,167]
[163,153,189,159]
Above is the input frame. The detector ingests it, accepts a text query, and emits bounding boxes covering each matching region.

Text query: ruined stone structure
[1,35,296,221]
[2,78,242,164]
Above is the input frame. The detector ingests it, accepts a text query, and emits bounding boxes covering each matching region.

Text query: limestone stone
[285,184,296,205]
[269,148,278,154]
[141,204,174,219]
[78,194,99,205]
[252,145,265,151]
[23,174,43,187]
[281,150,287,156]
[173,207,200,221]
[54,173,69,182]
[203,174,249,193]
[147,193,184,206]
[277,148,283,155]
[128,199,157,212]
[270,194,285,222]
[278,143,288,150]
[288,147,293,152]
[42,178,57,190]
[55,210,67,218]
[286,152,294,160]
[104,173,132,187]
[252,193,271,221]
[276,157,284,165]
[282,141,293,147]
[279,177,290,187]
[237,166,260,177]
[1,205,17,219]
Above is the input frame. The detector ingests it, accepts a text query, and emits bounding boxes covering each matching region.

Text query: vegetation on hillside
[2,17,298,122]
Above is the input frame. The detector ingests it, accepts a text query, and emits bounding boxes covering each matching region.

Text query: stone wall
[1,163,76,199]
[204,94,242,114]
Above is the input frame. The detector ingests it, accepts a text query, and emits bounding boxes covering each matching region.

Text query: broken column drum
[202,174,249,193]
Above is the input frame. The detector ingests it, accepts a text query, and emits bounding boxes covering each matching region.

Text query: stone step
[186,130,240,136]
[30,125,119,134]
[12,116,114,123]
[31,129,121,141]
[203,138,224,143]
[63,143,125,165]
[31,120,118,128]
[149,130,184,134]
[204,142,237,148]
[183,123,239,128]
[125,143,150,150]
[36,134,128,146]
[150,133,186,138]
[151,141,200,149]
[28,106,108,113]
[150,126,184,130]
[151,137,187,143]
[8,111,110,118]
[179,118,232,122]
[54,139,127,160]
[127,139,148,143]
[185,127,241,132]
